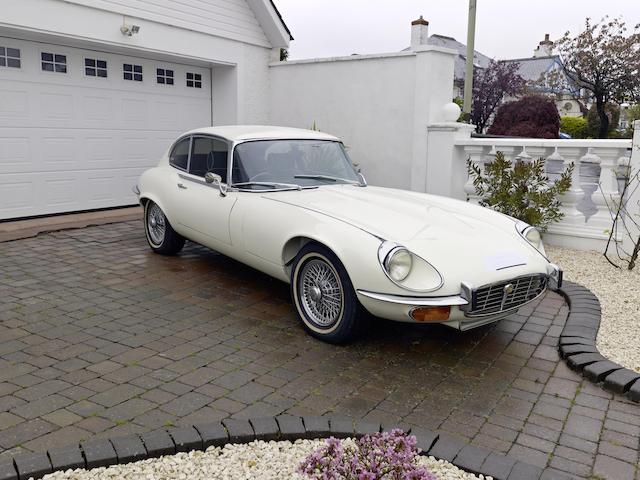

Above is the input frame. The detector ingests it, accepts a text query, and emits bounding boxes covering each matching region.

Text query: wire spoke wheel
[147,203,166,246]
[299,258,344,328]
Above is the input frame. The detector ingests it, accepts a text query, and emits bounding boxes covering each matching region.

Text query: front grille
[467,274,548,316]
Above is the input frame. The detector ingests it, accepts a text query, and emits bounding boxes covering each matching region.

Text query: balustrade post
[587,147,622,232]
[464,145,487,204]
[622,121,640,258]
[556,147,584,225]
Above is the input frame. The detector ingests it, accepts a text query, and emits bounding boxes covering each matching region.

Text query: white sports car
[135,126,562,343]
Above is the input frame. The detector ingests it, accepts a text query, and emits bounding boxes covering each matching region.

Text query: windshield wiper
[233,181,303,191]
[294,174,363,186]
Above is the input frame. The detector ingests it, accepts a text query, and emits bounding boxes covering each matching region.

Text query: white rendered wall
[58,0,271,47]
[269,48,456,190]
[1,0,274,125]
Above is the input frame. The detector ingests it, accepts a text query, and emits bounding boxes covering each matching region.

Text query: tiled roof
[500,55,560,82]
[426,34,492,80]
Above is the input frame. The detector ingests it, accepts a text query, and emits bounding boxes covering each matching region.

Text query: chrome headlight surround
[515,221,546,257]
[384,247,413,282]
[377,241,443,292]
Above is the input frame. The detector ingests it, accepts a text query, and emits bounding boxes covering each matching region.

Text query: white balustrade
[453,137,633,250]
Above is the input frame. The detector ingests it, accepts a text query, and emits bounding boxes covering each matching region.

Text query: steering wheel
[249,172,276,182]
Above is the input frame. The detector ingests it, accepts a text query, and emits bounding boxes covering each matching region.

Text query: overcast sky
[275,0,639,60]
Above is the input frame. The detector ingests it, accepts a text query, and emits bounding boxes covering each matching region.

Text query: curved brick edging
[558,281,640,403]
[0,415,549,480]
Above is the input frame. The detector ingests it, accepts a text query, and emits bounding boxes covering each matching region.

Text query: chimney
[533,33,554,57]
[410,15,429,50]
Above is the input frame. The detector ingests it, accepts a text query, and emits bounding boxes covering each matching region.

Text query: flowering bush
[298,429,436,480]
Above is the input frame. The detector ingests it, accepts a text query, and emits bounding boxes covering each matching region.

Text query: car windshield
[231,140,363,190]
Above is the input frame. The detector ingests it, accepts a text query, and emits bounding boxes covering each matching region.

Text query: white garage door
[0,37,211,220]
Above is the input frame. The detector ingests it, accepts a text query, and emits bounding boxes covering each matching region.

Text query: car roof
[183,125,340,142]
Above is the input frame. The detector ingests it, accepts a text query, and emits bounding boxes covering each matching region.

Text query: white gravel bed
[43,439,488,480]
[547,245,640,373]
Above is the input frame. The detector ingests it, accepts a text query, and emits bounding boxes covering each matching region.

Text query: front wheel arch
[282,236,352,280]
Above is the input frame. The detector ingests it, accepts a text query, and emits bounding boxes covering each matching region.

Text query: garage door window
[41,52,67,73]
[157,68,174,85]
[186,72,202,88]
[189,137,228,182]
[0,47,21,68]
[85,58,107,78]
[123,64,143,81]
[169,138,191,171]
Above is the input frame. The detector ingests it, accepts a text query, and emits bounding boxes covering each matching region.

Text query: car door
[174,135,236,246]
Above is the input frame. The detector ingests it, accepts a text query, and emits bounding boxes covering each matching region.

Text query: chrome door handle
[177,183,187,189]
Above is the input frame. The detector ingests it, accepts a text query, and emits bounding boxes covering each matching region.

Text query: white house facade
[0,0,290,220]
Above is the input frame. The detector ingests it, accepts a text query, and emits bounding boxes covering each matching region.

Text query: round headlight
[384,248,413,281]
[524,227,542,249]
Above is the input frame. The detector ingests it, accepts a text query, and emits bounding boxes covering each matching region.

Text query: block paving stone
[0,222,639,479]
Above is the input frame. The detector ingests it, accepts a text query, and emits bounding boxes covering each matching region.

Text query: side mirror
[204,172,227,197]
[204,172,221,184]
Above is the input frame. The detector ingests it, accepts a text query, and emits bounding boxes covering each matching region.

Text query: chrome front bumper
[356,264,562,330]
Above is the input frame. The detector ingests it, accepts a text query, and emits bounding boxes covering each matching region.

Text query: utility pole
[463,0,477,118]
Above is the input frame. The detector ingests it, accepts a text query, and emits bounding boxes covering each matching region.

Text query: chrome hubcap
[147,204,166,246]
[300,259,343,327]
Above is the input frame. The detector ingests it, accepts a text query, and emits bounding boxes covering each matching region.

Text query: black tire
[290,243,363,344]
[144,200,185,255]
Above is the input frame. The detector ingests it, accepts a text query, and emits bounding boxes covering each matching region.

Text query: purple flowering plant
[298,429,437,480]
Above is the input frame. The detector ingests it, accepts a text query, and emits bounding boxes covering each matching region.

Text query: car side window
[189,137,228,183]
[169,138,190,170]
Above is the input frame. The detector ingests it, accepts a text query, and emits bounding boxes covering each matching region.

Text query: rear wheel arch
[139,194,174,225]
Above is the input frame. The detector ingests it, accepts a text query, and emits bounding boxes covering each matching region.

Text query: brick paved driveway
[0,221,638,479]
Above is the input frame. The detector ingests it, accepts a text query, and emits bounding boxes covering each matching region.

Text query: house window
[157,68,174,85]
[0,47,21,68]
[186,72,202,88]
[42,52,67,73]
[85,58,107,77]
[123,63,143,81]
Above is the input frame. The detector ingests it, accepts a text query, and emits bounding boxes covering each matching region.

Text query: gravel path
[547,245,640,373]
[43,439,486,480]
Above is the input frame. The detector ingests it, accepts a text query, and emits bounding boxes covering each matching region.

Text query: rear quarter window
[169,137,190,170]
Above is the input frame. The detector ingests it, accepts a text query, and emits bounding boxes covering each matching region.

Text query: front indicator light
[410,306,450,322]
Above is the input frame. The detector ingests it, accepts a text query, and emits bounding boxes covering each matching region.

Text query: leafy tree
[586,103,620,138]
[560,116,589,138]
[457,61,526,133]
[554,17,640,138]
[488,95,560,138]
[467,152,573,232]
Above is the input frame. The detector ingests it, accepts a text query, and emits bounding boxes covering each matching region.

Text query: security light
[120,24,140,37]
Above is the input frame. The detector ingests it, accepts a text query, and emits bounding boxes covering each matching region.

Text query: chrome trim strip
[357,290,468,307]
[547,263,563,289]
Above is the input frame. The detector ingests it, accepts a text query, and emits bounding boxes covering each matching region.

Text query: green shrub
[467,151,573,232]
[623,104,640,137]
[560,116,589,138]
